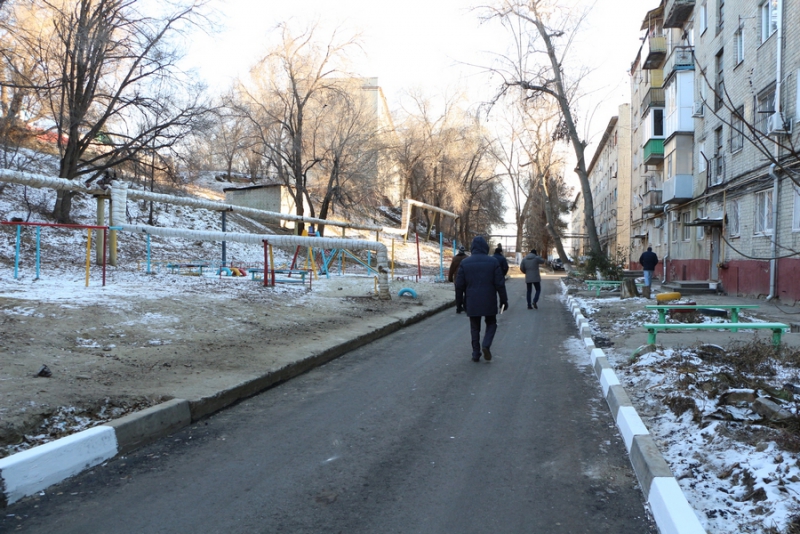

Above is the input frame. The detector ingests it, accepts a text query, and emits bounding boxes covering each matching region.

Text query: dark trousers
[469,315,497,357]
[526,282,541,306]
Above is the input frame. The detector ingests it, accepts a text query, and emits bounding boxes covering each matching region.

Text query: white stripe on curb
[649,478,706,534]
[599,368,621,396]
[0,426,117,506]
[616,406,649,452]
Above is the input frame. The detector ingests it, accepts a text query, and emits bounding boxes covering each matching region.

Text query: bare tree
[238,22,359,234]
[483,0,603,256]
[6,0,210,222]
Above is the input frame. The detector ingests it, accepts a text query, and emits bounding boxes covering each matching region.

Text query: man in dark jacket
[519,249,545,309]
[638,246,659,297]
[455,236,509,362]
[493,244,509,277]
[448,246,468,313]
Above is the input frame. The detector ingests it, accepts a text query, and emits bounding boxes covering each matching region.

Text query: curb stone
[0,299,455,507]
[564,290,705,534]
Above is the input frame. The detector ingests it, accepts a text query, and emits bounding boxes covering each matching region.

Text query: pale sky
[187,0,652,145]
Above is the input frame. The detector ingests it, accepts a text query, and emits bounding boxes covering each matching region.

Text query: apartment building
[627,0,800,302]
[585,106,633,262]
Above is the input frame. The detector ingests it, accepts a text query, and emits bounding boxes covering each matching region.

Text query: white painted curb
[561,281,707,534]
[0,426,117,506]
[649,478,706,534]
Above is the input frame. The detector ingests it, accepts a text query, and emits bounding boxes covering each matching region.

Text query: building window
[734,26,744,65]
[756,85,776,133]
[697,207,705,240]
[717,0,724,34]
[712,127,724,185]
[715,50,724,111]
[653,109,665,137]
[755,189,774,234]
[730,106,744,151]
[761,0,778,43]
[672,212,680,242]
[728,199,740,236]
[682,212,692,241]
[700,3,708,34]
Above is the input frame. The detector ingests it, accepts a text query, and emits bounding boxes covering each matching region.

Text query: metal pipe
[767,164,780,300]
[662,205,670,284]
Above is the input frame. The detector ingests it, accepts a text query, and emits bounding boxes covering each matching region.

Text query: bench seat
[643,322,789,346]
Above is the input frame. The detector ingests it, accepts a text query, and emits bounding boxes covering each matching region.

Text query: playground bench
[643,322,789,346]
[248,268,309,284]
[585,280,644,297]
[645,304,760,325]
[167,262,209,275]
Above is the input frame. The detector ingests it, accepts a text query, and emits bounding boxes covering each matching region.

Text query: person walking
[448,245,468,313]
[455,236,508,362]
[520,249,545,309]
[493,244,509,277]
[639,246,659,299]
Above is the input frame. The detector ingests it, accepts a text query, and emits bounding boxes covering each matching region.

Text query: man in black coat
[455,236,509,362]
[493,244,509,277]
[448,246,468,313]
[638,246,659,296]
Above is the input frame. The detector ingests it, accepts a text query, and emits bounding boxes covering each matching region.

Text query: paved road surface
[2,277,656,533]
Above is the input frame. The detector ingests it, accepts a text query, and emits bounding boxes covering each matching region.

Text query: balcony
[663,174,694,203]
[643,138,664,164]
[643,35,667,70]
[643,190,664,213]
[663,46,694,79]
[664,0,696,28]
[641,87,665,114]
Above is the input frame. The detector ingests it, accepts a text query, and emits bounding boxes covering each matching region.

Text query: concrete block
[629,434,672,494]
[648,477,706,534]
[107,398,191,455]
[599,368,621,396]
[606,384,634,421]
[593,356,612,377]
[583,337,596,351]
[618,406,650,452]
[0,426,117,506]
[590,348,605,366]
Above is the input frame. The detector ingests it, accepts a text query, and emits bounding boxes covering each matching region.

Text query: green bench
[248,268,308,284]
[643,322,789,346]
[645,304,760,326]
[585,280,644,297]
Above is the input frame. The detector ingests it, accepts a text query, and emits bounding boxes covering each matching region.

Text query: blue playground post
[367,250,372,275]
[14,224,20,279]
[35,226,41,280]
[146,234,152,274]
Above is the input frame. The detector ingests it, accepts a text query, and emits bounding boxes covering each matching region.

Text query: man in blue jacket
[455,236,509,362]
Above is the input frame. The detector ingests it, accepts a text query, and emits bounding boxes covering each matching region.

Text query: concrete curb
[0,299,455,507]
[564,292,705,534]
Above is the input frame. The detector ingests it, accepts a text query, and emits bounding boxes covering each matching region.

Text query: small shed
[223,184,311,230]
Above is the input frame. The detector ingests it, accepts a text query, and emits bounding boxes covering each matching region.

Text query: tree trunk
[621,279,640,299]
[541,174,569,263]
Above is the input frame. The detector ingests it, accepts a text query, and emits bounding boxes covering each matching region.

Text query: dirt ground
[0,271,455,458]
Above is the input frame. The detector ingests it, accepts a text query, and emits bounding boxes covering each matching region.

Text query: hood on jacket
[470,235,490,255]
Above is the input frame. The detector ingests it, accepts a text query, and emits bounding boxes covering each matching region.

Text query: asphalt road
[2,276,656,533]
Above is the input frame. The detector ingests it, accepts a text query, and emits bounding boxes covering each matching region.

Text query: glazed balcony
[643,190,664,213]
[643,138,665,164]
[643,35,667,70]
[664,0,696,28]
[663,174,694,203]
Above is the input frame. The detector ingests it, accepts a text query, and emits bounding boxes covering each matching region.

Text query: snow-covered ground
[566,285,800,534]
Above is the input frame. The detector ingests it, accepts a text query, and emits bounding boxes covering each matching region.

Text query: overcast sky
[187,0,651,141]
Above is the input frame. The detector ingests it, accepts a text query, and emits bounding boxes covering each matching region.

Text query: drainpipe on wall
[767,164,780,301]
[662,205,669,283]
[767,0,783,301]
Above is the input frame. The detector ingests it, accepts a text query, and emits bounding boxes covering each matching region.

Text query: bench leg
[648,329,657,345]
[731,309,739,332]
[773,329,782,347]
[658,310,666,324]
